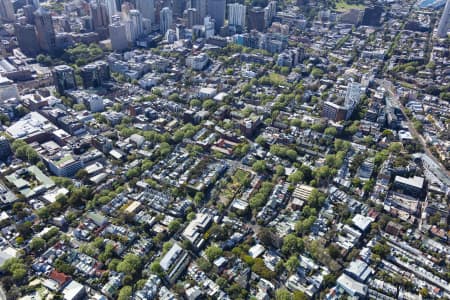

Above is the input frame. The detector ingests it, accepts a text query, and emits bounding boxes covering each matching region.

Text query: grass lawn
[335,0,366,12]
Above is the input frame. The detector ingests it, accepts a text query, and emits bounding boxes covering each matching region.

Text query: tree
[288,170,304,184]
[275,165,285,176]
[187,212,196,222]
[251,258,276,279]
[275,288,292,300]
[327,244,340,259]
[30,237,46,252]
[196,257,212,272]
[293,291,308,300]
[205,245,223,262]
[282,234,304,256]
[285,256,300,273]
[324,127,337,136]
[118,286,132,300]
[12,268,27,281]
[150,259,163,275]
[252,160,267,173]
[202,99,216,111]
[168,219,181,233]
[286,149,298,161]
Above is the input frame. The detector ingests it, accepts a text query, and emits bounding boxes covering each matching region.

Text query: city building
[207,0,225,32]
[34,7,57,54]
[186,53,209,70]
[128,9,143,42]
[160,7,173,36]
[437,0,450,38]
[80,61,110,89]
[172,0,186,17]
[393,175,425,198]
[0,136,11,160]
[90,0,109,38]
[45,153,83,177]
[0,0,15,22]
[160,243,190,284]
[14,23,40,56]
[52,65,77,95]
[88,95,104,112]
[109,21,128,51]
[248,7,266,32]
[135,0,154,22]
[105,0,118,22]
[190,0,207,24]
[228,3,246,29]
[322,101,348,122]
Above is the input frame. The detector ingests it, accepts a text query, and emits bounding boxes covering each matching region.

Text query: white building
[160,7,173,36]
[186,53,209,70]
[228,3,246,28]
[88,95,104,112]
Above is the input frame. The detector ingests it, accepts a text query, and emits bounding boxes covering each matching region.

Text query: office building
[204,16,215,38]
[160,243,190,284]
[88,95,104,112]
[46,153,83,177]
[52,65,77,95]
[172,0,186,17]
[185,8,198,28]
[90,0,109,38]
[393,175,425,198]
[0,0,15,22]
[0,137,11,160]
[361,6,383,27]
[23,4,35,24]
[264,1,277,27]
[437,0,450,38]
[190,0,206,24]
[80,61,110,89]
[105,0,118,22]
[129,9,143,41]
[207,0,225,32]
[248,7,266,32]
[135,0,154,21]
[109,21,128,51]
[228,3,246,28]
[160,7,172,36]
[14,23,40,56]
[322,101,348,122]
[34,7,56,54]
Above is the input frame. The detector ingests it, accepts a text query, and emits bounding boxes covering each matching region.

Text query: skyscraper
[14,22,40,56]
[437,0,450,38]
[109,21,128,51]
[90,0,109,31]
[248,7,265,32]
[264,1,276,27]
[52,65,77,95]
[160,7,172,36]
[0,0,15,22]
[172,0,186,17]
[22,4,35,24]
[105,0,118,22]
[228,3,246,28]
[190,0,206,24]
[129,9,143,41]
[207,0,225,32]
[80,61,110,89]
[135,0,154,22]
[34,7,56,54]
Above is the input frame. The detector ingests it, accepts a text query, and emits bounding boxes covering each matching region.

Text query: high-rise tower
[437,0,450,38]
[207,0,225,32]
[34,7,56,54]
